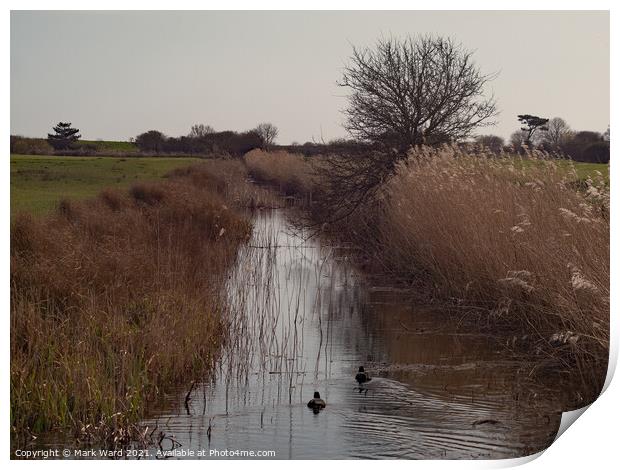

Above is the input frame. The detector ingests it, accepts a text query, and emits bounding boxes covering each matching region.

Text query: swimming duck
[307,391,326,413]
[355,366,372,385]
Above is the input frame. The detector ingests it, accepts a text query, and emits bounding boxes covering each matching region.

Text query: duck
[355,366,372,385]
[307,391,326,413]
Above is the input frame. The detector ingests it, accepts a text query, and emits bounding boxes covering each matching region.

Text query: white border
[3,2,616,469]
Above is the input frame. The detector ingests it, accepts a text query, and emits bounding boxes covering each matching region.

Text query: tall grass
[240,147,610,398]
[10,161,253,447]
[245,149,316,197]
[378,149,609,375]
[165,158,280,209]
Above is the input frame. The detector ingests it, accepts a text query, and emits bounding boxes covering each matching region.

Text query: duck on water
[355,366,372,385]
[307,367,370,414]
[307,392,326,414]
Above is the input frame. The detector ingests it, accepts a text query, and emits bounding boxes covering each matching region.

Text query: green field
[513,159,609,183]
[11,154,201,215]
[567,161,610,182]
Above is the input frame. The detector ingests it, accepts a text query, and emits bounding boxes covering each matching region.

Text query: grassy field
[11,154,201,215]
[519,159,609,183]
[568,161,610,182]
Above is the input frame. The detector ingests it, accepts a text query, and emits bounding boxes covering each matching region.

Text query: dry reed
[378,148,608,371]
[10,161,253,447]
[245,149,316,197]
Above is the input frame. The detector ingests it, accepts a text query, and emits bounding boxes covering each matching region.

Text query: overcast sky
[11,10,609,144]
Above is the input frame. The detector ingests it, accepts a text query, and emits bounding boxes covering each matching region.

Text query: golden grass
[10,161,253,446]
[166,158,280,209]
[380,149,608,345]
[244,149,316,197]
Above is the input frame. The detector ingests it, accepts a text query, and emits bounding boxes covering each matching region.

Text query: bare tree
[541,117,572,149]
[315,35,497,223]
[340,35,497,155]
[475,134,505,154]
[254,122,279,148]
[509,130,529,150]
[188,123,215,139]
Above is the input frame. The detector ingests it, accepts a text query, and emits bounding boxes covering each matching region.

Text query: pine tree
[517,115,549,145]
[47,122,81,150]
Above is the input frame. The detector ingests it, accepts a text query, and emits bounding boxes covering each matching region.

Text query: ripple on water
[136,209,562,459]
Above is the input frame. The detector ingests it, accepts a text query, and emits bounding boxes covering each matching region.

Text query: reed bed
[10,161,254,447]
[240,147,610,398]
[378,149,608,388]
[245,149,316,197]
[165,158,280,209]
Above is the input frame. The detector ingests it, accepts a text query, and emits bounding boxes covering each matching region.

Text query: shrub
[10,136,54,155]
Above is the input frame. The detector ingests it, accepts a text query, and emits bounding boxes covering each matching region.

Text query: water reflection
[142,210,562,459]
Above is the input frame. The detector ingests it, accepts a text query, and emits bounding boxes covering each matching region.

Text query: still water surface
[142,210,563,459]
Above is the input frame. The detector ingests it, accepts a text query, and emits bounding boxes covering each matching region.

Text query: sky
[10,10,609,144]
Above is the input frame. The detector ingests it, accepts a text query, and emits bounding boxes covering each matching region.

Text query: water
[141,209,564,459]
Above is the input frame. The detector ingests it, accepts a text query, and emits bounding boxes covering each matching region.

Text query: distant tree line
[10,112,609,165]
[10,121,280,157]
[279,138,375,157]
[474,116,609,163]
[133,122,278,156]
